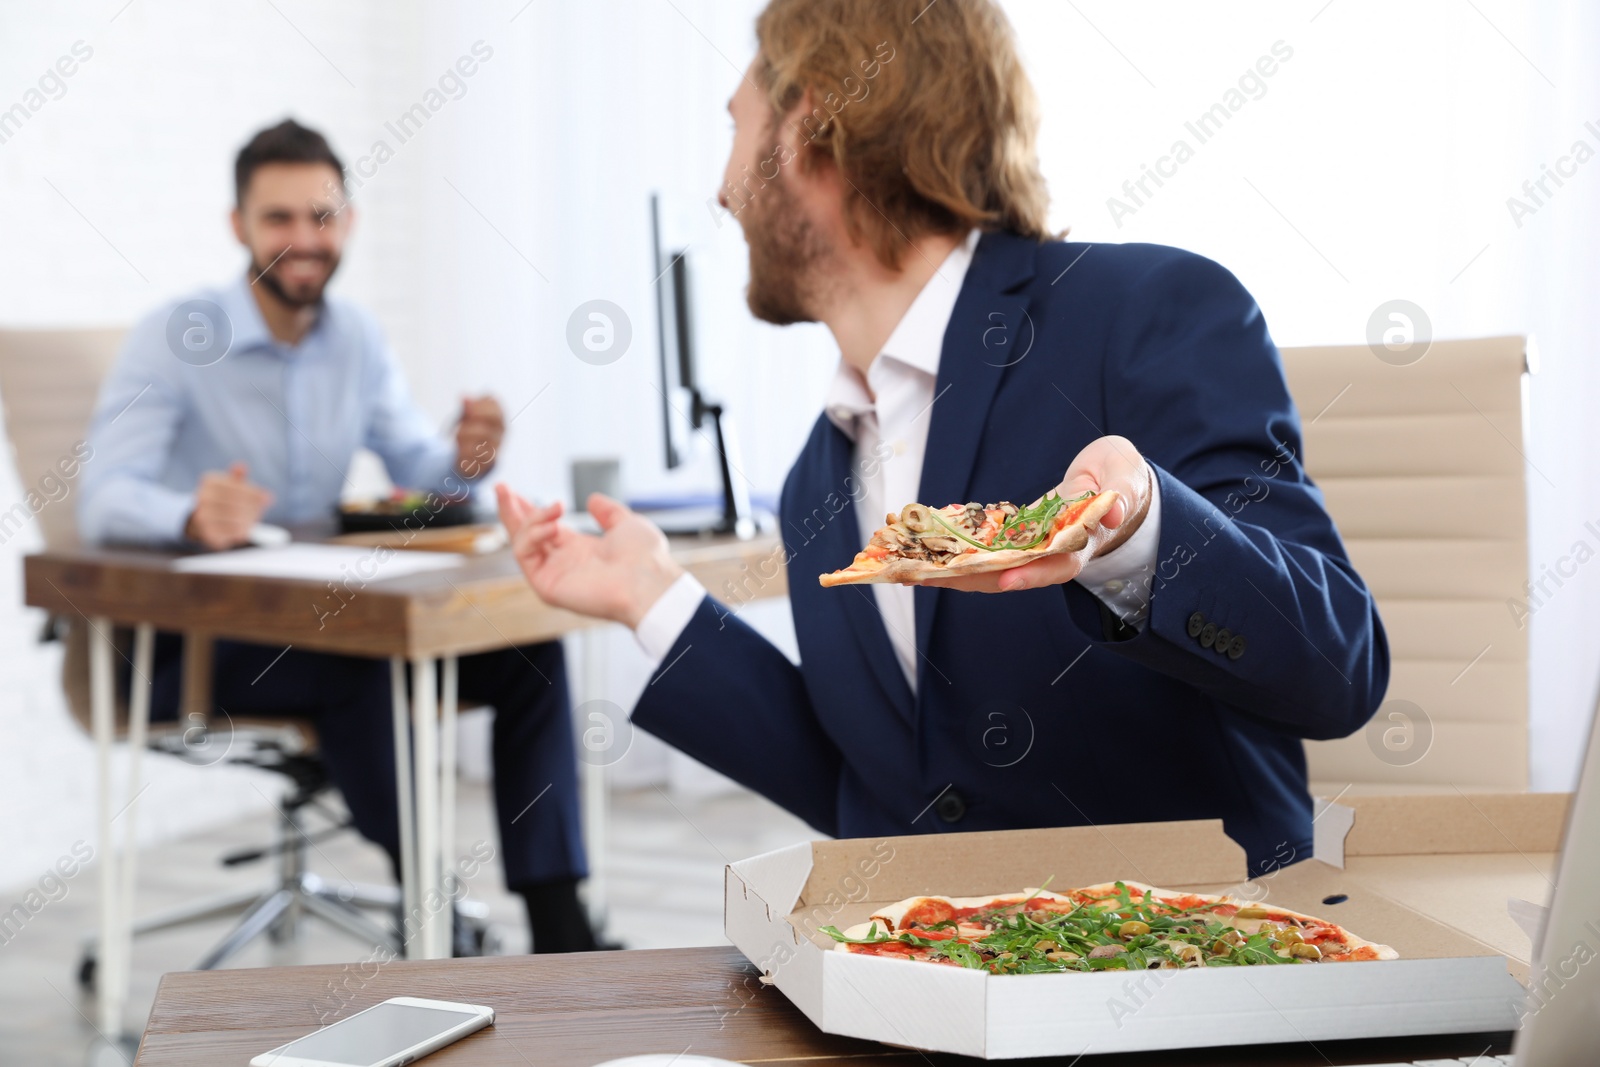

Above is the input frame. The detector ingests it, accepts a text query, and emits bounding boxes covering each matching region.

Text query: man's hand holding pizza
[497,433,1154,632]
[920,434,1154,593]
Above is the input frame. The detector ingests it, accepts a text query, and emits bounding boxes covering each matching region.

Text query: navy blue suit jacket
[632,231,1389,875]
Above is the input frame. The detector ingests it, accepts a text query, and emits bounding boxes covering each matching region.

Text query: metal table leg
[391,654,458,961]
[115,626,153,1017]
[440,655,458,908]
[410,656,444,959]
[577,629,610,930]
[389,657,418,955]
[88,617,118,1037]
[89,619,153,1040]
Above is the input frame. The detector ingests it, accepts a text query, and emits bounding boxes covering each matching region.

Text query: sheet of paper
[170,543,464,582]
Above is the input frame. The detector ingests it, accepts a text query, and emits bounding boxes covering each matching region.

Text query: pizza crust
[839,889,1075,941]
[819,491,1120,588]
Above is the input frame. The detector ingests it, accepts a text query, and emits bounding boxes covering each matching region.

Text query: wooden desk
[25,534,784,658]
[23,533,786,1042]
[134,945,1513,1066]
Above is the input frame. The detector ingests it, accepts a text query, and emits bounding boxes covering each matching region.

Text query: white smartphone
[249,996,494,1067]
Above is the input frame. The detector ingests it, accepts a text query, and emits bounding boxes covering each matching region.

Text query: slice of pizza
[819,489,1119,587]
[822,881,1396,972]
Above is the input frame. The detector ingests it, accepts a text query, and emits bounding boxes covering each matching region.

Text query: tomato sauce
[902,899,956,926]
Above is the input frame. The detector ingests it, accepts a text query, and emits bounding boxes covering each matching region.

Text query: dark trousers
[138,634,587,888]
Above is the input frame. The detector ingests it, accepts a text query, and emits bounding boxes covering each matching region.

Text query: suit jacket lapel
[914,231,1040,675]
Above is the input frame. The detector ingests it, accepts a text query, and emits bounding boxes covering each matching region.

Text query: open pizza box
[723,799,1557,1058]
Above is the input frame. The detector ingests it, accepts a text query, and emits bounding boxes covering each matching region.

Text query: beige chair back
[0,327,126,551]
[0,327,129,732]
[0,327,324,756]
[1281,335,1531,793]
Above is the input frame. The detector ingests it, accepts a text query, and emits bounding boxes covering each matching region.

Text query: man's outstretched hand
[922,434,1153,594]
[496,484,684,627]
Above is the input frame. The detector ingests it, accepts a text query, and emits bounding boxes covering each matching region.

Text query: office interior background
[0,0,1597,1051]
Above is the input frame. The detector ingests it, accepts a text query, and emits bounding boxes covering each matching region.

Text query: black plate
[337,499,478,533]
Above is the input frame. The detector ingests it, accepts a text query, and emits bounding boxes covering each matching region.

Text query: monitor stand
[650,404,759,540]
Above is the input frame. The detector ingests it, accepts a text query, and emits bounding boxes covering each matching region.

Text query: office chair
[58,624,503,984]
[1281,335,1534,794]
[0,326,505,985]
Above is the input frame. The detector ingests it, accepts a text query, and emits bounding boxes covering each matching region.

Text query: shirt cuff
[89,484,196,547]
[160,488,199,544]
[633,571,707,664]
[1075,474,1162,630]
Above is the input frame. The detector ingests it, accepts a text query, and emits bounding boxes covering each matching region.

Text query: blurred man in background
[79,119,599,952]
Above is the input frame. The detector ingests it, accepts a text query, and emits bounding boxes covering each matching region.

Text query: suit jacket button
[1187,612,1205,637]
[935,791,967,823]
[1213,627,1232,653]
[1199,622,1218,649]
[1227,634,1247,660]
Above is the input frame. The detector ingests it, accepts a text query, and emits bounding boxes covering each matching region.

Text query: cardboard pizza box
[724,807,1544,1059]
[1313,791,1568,975]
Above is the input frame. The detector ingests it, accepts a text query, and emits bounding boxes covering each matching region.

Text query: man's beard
[741,171,832,326]
[250,248,340,309]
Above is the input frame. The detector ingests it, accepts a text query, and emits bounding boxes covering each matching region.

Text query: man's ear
[783,87,821,157]
[783,88,846,194]
[783,89,847,205]
[229,206,246,246]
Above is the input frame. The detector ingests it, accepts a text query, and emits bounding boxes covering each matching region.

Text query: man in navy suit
[499,0,1387,877]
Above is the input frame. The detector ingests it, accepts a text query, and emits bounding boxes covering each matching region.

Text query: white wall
[0,0,442,888]
[1006,0,1599,789]
[404,0,1600,792]
[0,1,1594,883]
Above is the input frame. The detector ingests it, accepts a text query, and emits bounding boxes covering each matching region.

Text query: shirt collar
[218,271,331,356]
[825,228,978,438]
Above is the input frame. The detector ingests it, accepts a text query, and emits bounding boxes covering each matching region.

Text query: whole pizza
[819,489,1119,587]
[823,881,1396,973]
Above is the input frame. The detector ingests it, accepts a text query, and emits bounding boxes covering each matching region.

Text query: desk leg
[410,656,444,959]
[576,630,609,931]
[179,631,213,728]
[389,658,418,957]
[88,619,152,1041]
[114,626,153,1023]
[88,617,119,1037]
[440,656,458,914]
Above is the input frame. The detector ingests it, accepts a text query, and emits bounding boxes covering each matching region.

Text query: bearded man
[79,119,602,953]
[496,0,1389,876]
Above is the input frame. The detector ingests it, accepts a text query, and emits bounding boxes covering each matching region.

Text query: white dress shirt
[636,230,1163,687]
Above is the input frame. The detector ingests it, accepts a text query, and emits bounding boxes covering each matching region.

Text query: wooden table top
[134,945,1512,1066]
[24,530,786,659]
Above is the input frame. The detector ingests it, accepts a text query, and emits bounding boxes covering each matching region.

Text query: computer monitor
[1512,703,1600,1063]
[651,193,687,472]
[649,193,754,539]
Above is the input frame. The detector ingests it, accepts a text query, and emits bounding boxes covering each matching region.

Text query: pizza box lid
[724,818,1525,1058]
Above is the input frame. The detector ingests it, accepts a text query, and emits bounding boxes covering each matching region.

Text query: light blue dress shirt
[79,274,461,545]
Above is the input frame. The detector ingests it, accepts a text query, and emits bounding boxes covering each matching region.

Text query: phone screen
[267,1002,480,1065]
